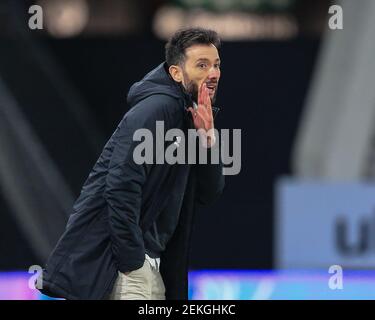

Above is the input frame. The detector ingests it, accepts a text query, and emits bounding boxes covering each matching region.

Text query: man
[39,27,225,300]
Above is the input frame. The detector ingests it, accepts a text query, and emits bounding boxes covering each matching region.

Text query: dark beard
[182,70,217,105]
[185,79,199,104]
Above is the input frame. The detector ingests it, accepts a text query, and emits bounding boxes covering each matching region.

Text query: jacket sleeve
[104,95,178,273]
[194,134,225,206]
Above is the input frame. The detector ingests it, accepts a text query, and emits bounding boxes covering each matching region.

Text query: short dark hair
[165,27,221,67]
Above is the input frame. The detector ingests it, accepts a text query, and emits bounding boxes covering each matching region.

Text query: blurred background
[1,0,375,299]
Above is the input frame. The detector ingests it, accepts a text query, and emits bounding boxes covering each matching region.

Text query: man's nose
[208,66,220,80]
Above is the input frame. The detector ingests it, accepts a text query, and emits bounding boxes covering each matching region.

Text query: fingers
[198,83,208,107]
[188,107,198,120]
[204,84,212,111]
[188,106,213,131]
[206,88,212,113]
[197,84,212,120]
[202,83,208,106]
[198,83,204,105]
[188,107,195,115]
[188,106,203,124]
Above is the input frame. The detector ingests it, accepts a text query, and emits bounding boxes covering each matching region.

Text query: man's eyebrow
[195,58,221,63]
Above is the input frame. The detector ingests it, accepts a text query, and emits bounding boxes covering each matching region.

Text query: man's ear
[169,65,183,83]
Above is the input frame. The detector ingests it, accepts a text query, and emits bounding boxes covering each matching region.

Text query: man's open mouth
[206,83,217,95]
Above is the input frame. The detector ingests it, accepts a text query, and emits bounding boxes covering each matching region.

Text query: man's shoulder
[142,93,182,108]
[129,93,183,118]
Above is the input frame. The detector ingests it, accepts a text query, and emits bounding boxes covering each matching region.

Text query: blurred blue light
[1,270,374,300]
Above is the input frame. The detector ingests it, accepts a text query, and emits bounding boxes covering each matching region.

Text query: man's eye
[214,64,221,69]
[198,63,207,69]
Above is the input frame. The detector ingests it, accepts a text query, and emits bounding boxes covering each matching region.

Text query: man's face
[180,44,221,105]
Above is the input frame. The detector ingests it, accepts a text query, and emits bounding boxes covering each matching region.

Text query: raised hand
[187,83,214,132]
[187,83,216,148]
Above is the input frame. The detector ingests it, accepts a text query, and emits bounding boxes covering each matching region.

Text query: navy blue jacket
[39,62,225,300]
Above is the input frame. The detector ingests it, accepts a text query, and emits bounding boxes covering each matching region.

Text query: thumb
[187,107,197,117]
